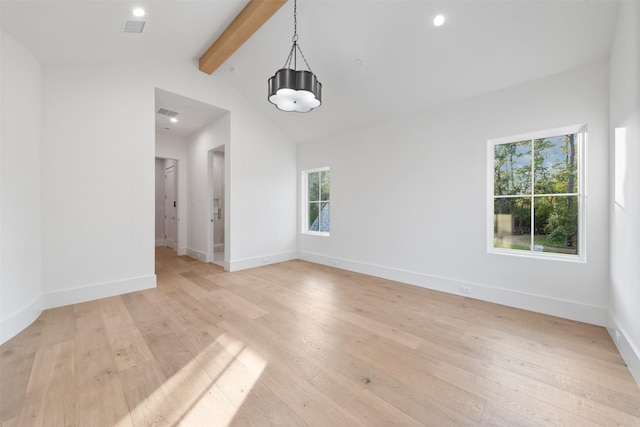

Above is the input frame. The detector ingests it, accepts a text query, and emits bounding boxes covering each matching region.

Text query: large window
[302,168,330,235]
[488,125,584,259]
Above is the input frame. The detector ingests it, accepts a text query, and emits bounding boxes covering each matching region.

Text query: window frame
[301,167,330,237]
[486,124,586,262]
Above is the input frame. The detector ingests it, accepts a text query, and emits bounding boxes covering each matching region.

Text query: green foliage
[545,196,578,248]
[494,141,531,196]
[320,170,330,201]
[494,133,579,253]
[308,172,320,201]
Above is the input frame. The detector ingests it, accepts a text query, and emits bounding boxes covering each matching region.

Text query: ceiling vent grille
[123,20,145,34]
[156,108,179,118]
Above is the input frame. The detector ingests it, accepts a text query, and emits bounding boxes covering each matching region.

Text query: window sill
[488,247,585,263]
[303,231,330,237]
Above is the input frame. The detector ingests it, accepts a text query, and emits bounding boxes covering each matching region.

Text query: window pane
[532,196,578,255]
[494,197,531,251]
[534,134,578,194]
[308,203,319,231]
[308,172,319,202]
[320,171,330,201]
[320,202,330,232]
[494,141,531,196]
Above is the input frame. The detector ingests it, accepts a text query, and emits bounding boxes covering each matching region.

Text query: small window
[302,168,330,235]
[488,125,585,259]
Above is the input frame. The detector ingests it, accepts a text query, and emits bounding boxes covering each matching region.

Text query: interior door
[165,165,177,251]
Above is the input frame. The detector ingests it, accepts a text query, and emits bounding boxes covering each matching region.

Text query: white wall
[299,61,610,326]
[42,64,156,308]
[156,132,188,255]
[186,114,230,263]
[154,157,166,244]
[38,59,296,313]
[225,111,298,271]
[608,0,640,386]
[0,31,43,343]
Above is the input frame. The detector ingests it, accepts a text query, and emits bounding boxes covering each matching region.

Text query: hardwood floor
[1,246,639,426]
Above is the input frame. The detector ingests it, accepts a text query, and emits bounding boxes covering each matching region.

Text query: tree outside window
[491,128,582,257]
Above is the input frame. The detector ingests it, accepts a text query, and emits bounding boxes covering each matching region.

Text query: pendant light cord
[293,0,298,43]
[282,0,314,73]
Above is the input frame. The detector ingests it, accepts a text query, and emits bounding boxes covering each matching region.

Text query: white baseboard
[177,246,187,256]
[43,275,156,309]
[298,250,607,326]
[607,315,640,388]
[0,294,43,345]
[228,251,297,272]
[165,239,177,251]
[155,239,166,246]
[186,248,207,263]
[186,248,295,271]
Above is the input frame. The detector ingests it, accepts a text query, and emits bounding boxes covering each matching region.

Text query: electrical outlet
[459,286,471,296]
[263,257,270,264]
[614,330,621,345]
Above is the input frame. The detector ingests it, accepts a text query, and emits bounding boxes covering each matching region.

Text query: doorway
[164,160,178,251]
[155,157,178,252]
[155,87,230,267]
[208,146,225,266]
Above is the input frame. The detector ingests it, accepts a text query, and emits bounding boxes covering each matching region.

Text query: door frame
[207,145,226,265]
[164,161,178,251]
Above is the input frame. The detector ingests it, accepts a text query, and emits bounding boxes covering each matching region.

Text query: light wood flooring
[1,246,639,426]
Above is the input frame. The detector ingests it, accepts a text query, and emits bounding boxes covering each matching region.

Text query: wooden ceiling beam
[199,0,287,75]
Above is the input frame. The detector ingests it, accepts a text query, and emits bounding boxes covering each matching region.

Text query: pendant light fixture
[268,0,322,113]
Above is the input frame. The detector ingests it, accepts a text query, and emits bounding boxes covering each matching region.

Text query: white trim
[305,230,330,237]
[164,160,180,254]
[43,275,156,309]
[489,247,586,263]
[166,239,178,251]
[607,314,640,388]
[301,167,330,235]
[0,294,43,344]
[187,248,207,262]
[207,149,214,263]
[227,251,297,272]
[155,239,166,246]
[302,166,331,174]
[487,124,586,261]
[298,250,607,326]
[488,124,586,146]
[207,145,226,265]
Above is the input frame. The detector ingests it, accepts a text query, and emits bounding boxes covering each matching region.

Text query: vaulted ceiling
[1,0,621,144]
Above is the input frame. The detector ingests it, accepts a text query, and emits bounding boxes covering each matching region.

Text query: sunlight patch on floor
[122,333,267,426]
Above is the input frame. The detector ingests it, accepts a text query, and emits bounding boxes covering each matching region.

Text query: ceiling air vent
[123,20,145,34]
[157,108,179,118]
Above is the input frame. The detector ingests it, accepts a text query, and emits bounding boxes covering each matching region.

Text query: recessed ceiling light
[133,8,145,17]
[170,117,177,123]
[433,14,445,27]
